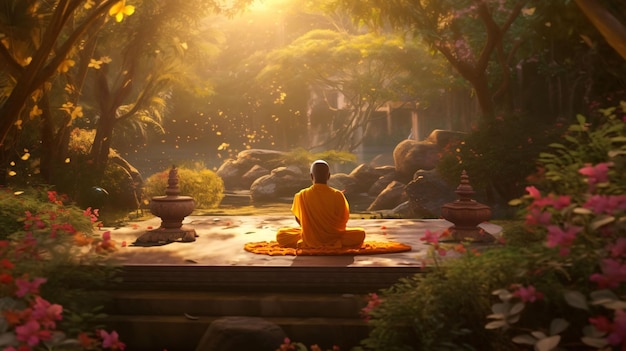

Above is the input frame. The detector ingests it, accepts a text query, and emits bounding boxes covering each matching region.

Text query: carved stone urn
[137,166,196,243]
[440,170,493,242]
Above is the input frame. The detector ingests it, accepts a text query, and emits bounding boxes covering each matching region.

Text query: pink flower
[420,230,440,245]
[550,195,571,210]
[31,296,63,329]
[526,186,541,199]
[513,285,544,303]
[589,315,612,333]
[579,162,612,185]
[590,259,626,288]
[546,225,581,256]
[361,293,382,321]
[607,310,626,346]
[583,195,626,215]
[15,277,47,298]
[524,208,551,226]
[15,320,52,346]
[611,238,626,258]
[99,330,125,350]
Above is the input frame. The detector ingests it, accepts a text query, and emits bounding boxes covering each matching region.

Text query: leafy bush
[1,188,124,350]
[482,102,626,350]
[282,148,357,171]
[438,112,563,203]
[363,102,626,351]
[144,166,225,209]
[0,187,92,240]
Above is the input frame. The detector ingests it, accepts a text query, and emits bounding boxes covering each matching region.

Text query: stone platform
[105,216,501,292]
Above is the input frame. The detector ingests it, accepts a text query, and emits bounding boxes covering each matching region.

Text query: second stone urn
[137,166,197,243]
[440,170,493,242]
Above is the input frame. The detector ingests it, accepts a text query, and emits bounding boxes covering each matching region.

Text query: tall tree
[260,29,448,152]
[332,0,532,119]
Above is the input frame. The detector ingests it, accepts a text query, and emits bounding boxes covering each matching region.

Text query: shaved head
[310,160,330,183]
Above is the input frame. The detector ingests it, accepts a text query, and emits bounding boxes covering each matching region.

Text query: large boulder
[250,165,310,203]
[328,173,359,196]
[405,169,457,218]
[367,180,407,211]
[393,129,465,183]
[195,316,286,351]
[367,167,396,196]
[241,164,270,189]
[216,149,286,190]
[349,164,389,193]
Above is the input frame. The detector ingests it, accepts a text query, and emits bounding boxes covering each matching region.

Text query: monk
[276,160,366,249]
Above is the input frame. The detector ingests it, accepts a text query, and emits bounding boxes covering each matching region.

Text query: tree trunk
[575,0,626,60]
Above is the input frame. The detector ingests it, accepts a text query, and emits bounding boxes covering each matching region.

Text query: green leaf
[492,302,509,315]
[581,336,609,348]
[510,302,525,315]
[564,290,589,310]
[548,143,567,149]
[576,113,587,124]
[549,318,569,335]
[534,335,560,351]
[573,207,593,215]
[608,150,626,158]
[531,331,547,339]
[583,325,606,338]
[485,320,508,329]
[512,334,537,345]
[508,198,523,206]
[591,215,615,231]
[590,289,618,305]
[0,332,17,347]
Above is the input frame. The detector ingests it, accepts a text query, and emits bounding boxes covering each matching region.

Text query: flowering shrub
[485,102,626,350]
[0,189,124,350]
[360,102,626,351]
[144,166,224,209]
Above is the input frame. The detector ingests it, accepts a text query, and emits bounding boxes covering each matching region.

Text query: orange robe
[276,184,366,249]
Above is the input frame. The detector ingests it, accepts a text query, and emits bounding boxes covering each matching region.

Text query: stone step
[105,314,369,351]
[106,291,367,319]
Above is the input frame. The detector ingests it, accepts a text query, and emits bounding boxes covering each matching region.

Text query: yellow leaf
[84,0,95,9]
[14,119,22,129]
[9,161,15,166]
[30,105,42,118]
[58,59,75,73]
[13,191,24,195]
[8,171,16,176]
[21,153,30,161]
[88,59,103,69]
[109,1,135,22]
[65,158,71,163]
[71,106,84,119]
[101,56,112,63]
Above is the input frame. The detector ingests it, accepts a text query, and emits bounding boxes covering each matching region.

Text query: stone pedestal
[137,166,197,243]
[441,170,493,242]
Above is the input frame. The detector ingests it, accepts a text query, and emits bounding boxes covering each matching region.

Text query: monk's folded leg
[341,228,366,248]
[276,227,302,248]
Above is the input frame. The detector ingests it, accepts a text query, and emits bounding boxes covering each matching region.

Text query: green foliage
[144,166,225,209]
[0,187,93,240]
[1,187,121,340]
[363,247,537,351]
[536,102,626,199]
[282,148,357,171]
[482,102,626,350]
[437,112,563,203]
[365,103,626,351]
